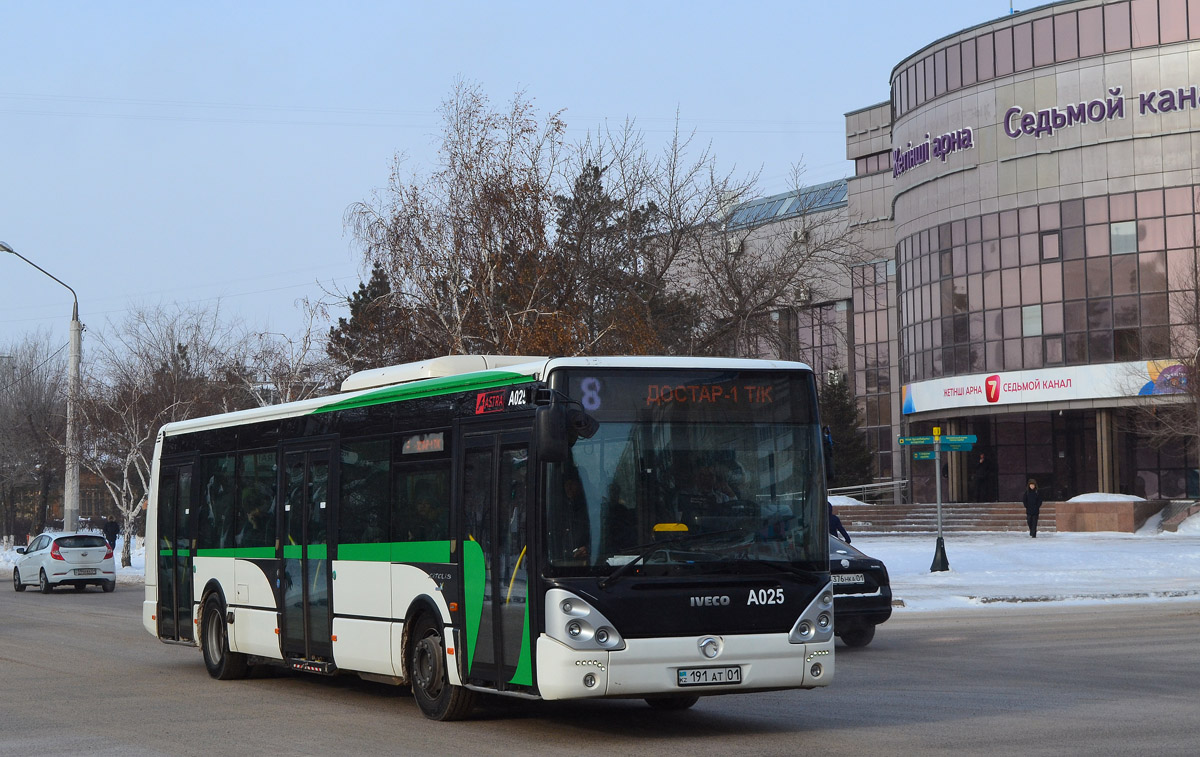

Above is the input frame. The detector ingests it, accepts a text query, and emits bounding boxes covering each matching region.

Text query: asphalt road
[2,576,1197,757]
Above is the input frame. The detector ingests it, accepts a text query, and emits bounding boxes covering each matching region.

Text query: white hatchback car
[12,532,117,593]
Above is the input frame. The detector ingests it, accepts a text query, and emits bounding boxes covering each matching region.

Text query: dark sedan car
[829,535,892,647]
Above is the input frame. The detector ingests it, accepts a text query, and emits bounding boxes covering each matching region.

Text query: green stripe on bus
[464,539,485,675]
[283,545,302,559]
[194,547,274,559]
[338,541,453,563]
[311,370,530,414]
[158,549,193,557]
[508,597,532,686]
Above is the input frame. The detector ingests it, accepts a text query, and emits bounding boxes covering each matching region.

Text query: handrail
[829,480,909,506]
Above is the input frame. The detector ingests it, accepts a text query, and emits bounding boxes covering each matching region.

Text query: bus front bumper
[535,632,833,701]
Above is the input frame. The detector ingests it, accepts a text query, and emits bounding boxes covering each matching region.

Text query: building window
[1022,305,1043,337]
[1111,221,1138,254]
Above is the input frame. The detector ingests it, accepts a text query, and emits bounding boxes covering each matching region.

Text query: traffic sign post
[931,428,949,571]
[901,428,951,572]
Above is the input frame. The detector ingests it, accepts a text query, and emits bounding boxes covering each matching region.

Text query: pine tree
[326,264,428,376]
[819,367,875,487]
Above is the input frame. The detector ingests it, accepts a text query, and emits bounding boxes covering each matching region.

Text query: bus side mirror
[536,404,570,463]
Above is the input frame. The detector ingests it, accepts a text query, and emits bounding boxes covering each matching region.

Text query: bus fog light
[583,673,597,688]
[567,621,582,638]
[818,613,831,629]
[810,663,823,678]
[797,621,813,638]
[596,628,609,644]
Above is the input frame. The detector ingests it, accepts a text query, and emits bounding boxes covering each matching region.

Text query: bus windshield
[544,368,826,579]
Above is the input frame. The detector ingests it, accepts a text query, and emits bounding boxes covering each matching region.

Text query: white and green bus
[143,355,834,719]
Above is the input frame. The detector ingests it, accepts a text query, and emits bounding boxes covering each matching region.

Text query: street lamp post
[1,241,82,532]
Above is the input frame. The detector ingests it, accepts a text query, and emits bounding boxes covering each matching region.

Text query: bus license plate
[832,573,864,584]
[75,568,97,575]
[677,666,742,687]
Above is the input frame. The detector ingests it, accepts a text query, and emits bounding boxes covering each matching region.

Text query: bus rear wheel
[408,613,474,721]
[201,594,248,680]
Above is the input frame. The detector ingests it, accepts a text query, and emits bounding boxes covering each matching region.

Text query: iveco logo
[698,637,722,659]
[690,595,730,607]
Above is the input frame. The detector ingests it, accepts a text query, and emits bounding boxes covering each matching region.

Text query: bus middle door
[278,443,335,664]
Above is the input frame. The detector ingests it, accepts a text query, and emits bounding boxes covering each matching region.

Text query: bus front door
[279,445,334,662]
[157,462,194,642]
[460,429,533,691]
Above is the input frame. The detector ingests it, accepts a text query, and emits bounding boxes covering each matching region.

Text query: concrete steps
[833,501,1057,535]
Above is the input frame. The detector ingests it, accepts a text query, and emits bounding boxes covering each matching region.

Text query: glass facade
[891,0,1200,120]
[851,261,896,478]
[896,187,1199,383]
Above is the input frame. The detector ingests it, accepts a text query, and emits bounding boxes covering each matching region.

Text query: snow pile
[1066,491,1147,502]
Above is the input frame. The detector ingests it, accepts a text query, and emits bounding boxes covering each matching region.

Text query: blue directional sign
[912,451,936,460]
[943,442,975,451]
[898,436,936,445]
[941,435,978,444]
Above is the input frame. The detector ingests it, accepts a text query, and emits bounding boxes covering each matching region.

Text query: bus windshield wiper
[598,529,741,590]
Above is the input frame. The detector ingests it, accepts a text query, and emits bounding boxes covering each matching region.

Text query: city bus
[143,355,834,719]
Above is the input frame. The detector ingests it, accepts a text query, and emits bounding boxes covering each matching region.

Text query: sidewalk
[854,514,1200,611]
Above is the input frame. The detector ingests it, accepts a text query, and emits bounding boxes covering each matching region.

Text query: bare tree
[0,334,66,540]
[679,164,864,358]
[346,81,571,356]
[236,298,339,406]
[78,303,247,566]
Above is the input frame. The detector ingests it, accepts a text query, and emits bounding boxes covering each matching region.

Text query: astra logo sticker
[475,389,506,414]
[985,375,1001,403]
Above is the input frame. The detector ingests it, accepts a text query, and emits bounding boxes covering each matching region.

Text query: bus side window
[393,464,449,542]
[197,454,236,550]
[339,440,391,545]
[237,450,277,549]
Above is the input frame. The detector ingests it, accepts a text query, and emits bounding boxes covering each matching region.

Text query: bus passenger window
[197,454,235,550]
[338,440,391,545]
[237,451,277,549]
[394,466,449,542]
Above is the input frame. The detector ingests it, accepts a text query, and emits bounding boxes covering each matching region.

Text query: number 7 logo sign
[985,375,1001,403]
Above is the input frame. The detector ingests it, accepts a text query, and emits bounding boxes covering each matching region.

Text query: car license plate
[74,568,97,576]
[677,666,742,687]
[832,573,865,584]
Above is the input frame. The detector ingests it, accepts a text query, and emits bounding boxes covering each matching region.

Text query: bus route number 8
[580,377,602,412]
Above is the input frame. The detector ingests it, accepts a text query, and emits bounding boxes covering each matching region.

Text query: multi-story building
[846,0,1200,502]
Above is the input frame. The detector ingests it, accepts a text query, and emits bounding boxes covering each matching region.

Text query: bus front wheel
[408,613,475,721]
[201,594,249,680]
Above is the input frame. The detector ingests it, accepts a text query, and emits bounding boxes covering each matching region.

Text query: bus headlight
[546,589,626,651]
[788,582,836,644]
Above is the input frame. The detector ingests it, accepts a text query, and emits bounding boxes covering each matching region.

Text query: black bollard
[930,536,950,572]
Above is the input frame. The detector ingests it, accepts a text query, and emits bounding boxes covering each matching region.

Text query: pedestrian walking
[104,518,119,548]
[1022,478,1043,538]
[829,502,851,543]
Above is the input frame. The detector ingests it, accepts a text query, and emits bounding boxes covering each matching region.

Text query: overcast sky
[0,0,1005,354]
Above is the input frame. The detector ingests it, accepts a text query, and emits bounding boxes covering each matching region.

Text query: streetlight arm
[0,241,79,319]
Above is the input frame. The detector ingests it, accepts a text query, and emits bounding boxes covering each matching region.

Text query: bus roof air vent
[340,355,547,392]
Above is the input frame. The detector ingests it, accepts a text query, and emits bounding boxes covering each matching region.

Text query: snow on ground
[3,513,1199,610]
[833,492,1200,611]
